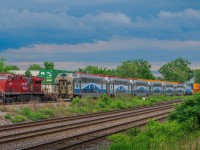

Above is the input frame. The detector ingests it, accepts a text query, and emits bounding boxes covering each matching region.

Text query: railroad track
[40,114,168,150]
[0,99,182,132]
[0,101,58,106]
[0,100,181,150]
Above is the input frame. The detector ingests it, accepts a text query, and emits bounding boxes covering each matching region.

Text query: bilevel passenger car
[175,84,185,96]
[54,72,186,100]
[163,82,175,96]
[149,81,163,95]
[0,74,45,103]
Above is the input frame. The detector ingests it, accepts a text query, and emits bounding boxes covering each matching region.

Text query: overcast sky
[0,0,200,70]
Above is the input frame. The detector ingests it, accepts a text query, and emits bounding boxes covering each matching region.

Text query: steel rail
[21,111,169,150]
[0,105,173,144]
[0,99,182,132]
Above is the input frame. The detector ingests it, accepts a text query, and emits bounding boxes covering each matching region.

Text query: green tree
[78,66,101,74]
[116,60,138,78]
[78,65,116,76]
[0,57,12,73]
[193,69,200,83]
[9,65,20,70]
[44,61,54,69]
[25,70,32,77]
[159,57,192,82]
[28,64,42,70]
[104,69,117,76]
[134,59,155,79]
[116,60,154,79]
[78,60,154,79]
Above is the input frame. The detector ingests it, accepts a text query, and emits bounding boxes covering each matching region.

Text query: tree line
[0,58,54,76]
[1,57,200,83]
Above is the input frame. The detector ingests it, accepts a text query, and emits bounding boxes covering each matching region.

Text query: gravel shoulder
[0,112,12,126]
[0,102,70,126]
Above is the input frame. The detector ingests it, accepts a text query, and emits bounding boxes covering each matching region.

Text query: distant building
[12,70,39,76]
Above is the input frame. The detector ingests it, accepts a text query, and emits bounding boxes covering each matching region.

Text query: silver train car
[54,72,185,100]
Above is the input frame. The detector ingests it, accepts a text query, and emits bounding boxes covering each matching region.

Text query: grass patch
[69,94,186,114]
[107,94,200,150]
[4,113,12,120]
[17,107,56,121]
[11,115,28,123]
[4,94,186,123]
[108,119,198,150]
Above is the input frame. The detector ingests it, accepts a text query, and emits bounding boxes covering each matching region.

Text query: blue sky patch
[0,0,200,70]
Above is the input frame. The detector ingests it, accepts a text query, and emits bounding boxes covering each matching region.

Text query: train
[0,73,53,103]
[54,72,187,100]
[0,71,194,103]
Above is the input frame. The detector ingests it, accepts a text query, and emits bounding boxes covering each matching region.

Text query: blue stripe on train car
[74,88,107,94]
[153,87,162,93]
[133,90,149,93]
[115,86,129,93]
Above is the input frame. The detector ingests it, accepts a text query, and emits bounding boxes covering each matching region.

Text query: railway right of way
[0,99,182,150]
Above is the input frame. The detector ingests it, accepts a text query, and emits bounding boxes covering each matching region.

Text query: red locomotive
[0,73,45,103]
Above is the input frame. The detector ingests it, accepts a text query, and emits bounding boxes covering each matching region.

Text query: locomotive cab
[55,73,74,99]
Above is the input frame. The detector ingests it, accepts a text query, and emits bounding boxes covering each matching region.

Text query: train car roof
[74,72,185,85]
[76,72,139,81]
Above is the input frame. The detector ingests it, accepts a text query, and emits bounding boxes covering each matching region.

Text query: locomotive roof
[0,73,14,76]
[0,73,44,81]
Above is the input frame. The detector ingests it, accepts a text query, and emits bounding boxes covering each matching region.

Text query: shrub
[4,113,12,120]
[108,120,187,150]
[108,94,200,150]
[97,102,106,108]
[28,112,49,121]
[110,101,126,109]
[126,127,141,136]
[169,93,200,126]
[101,94,112,105]
[108,133,132,150]
[71,97,80,105]
[11,115,27,123]
[38,108,55,117]
[20,107,32,116]
[17,107,55,121]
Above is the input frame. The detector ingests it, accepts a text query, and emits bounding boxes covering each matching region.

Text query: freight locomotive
[54,72,186,100]
[0,73,45,103]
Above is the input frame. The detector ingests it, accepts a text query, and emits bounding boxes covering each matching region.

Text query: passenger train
[54,72,187,100]
[0,72,192,103]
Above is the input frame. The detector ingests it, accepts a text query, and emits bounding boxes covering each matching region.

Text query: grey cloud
[1,38,200,63]
[0,8,132,30]
[0,8,199,39]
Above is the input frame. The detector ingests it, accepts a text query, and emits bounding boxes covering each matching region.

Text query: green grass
[11,115,28,123]
[69,94,186,114]
[108,119,199,150]
[4,94,186,123]
[107,94,200,150]
[18,107,56,121]
[4,113,12,120]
